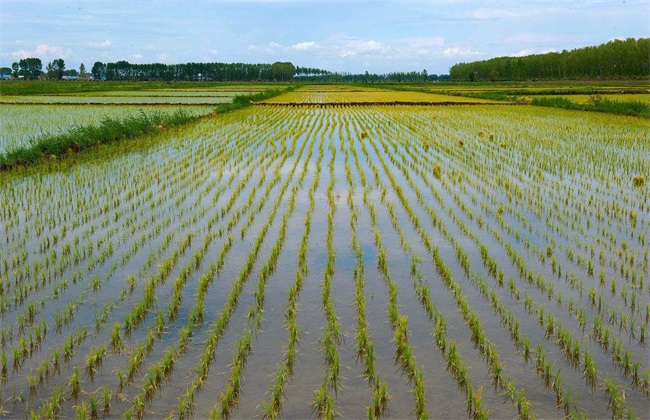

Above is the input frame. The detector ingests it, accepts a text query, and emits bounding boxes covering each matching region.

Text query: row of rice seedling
[29,151,265,416]
[344,132,435,416]
[377,135,588,416]
[0,106,286,416]
[117,111,309,416]
[2,131,260,371]
[352,123,532,418]
[310,138,345,418]
[170,120,317,419]
[356,106,644,416]
[402,112,650,390]
[398,108,640,318]
[341,141,395,418]
[261,133,322,419]
[353,169,494,418]
[206,131,315,419]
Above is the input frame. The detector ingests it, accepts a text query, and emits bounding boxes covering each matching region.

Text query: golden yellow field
[262,86,493,104]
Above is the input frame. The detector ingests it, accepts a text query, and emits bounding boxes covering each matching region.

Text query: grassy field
[0,84,648,419]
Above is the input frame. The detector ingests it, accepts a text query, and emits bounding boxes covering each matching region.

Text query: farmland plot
[0,92,648,419]
[261,86,492,104]
[0,105,213,155]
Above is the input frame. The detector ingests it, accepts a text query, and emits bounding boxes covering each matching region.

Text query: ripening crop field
[262,86,492,104]
[0,86,649,419]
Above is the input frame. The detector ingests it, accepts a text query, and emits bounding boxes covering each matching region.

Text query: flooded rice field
[0,102,648,418]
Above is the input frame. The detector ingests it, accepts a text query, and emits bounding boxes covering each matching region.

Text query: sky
[1,0,648,75]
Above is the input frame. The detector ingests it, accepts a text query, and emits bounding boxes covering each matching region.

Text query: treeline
[5,58,449,84]
[90,61,296,81]
[294,69,449,83]
[450,38,650,81]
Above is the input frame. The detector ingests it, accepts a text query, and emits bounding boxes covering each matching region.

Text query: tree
[271,62,295,82]
[91,61,106,79]
[46,61,55,79]
[18,57,43,79]
[422,69,428,82]
[0,66,12,76]
[53,58,65,79]
[79,63,86,77]
[11,62,19,77]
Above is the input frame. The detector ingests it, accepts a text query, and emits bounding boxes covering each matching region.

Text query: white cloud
[337,38,388,58]
[442,47,482,57]
[12,44,69,59]
[509,47,557,57]
[511,49,534,57]
[85,40,112,49]
[289,41,316,51]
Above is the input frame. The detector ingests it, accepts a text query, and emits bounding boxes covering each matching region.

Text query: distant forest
[293,68,449,83]
[92,62,447,83]
[5,58,449,83]
[95,61,297,82]
[450,38,649,81]
[5,38,647,83]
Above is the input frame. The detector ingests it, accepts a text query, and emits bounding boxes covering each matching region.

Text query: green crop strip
[531,96,650,118]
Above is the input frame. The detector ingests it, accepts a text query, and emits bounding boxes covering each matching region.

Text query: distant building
[0,74,11,79]
[62,75,79,80]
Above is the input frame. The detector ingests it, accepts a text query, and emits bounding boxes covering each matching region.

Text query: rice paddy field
[261,85,493,104]
[0,84,649,419]
[0,105,213,156]
[0,85,277,155]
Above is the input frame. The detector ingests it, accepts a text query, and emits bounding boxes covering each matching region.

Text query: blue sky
[1,0,648,74]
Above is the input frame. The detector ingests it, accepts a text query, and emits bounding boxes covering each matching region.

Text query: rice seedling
[633,175,645,187]
[102,386,111,414]
[68,366,81,398]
